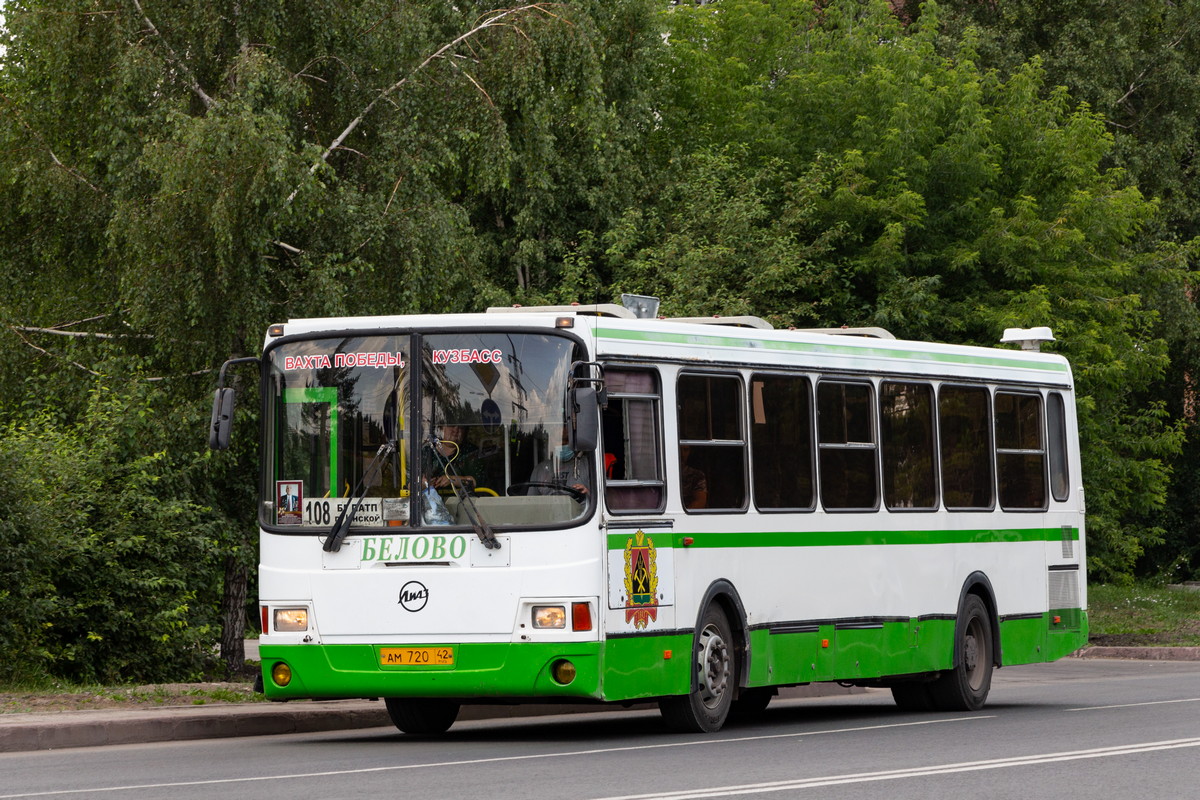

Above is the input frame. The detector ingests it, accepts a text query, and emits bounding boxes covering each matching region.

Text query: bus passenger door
[600,368,677,639]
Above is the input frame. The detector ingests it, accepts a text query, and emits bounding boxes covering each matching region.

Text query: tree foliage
[1,0,662,680]
[0,381,218,683]
[1,0,1198,682]
[899,0,1200,580]
[605,0,1193,579]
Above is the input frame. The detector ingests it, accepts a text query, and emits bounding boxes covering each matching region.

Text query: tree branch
[6,326,102,376]
[11,325,152,340]
[0,92,106,195]
[129,0,216,110]
[6,324,212,381]
[282,4,561,209]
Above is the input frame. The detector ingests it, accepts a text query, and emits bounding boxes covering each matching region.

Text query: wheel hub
[697,625,730,709]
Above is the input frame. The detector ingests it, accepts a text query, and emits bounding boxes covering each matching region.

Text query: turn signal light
[572,602,593,632]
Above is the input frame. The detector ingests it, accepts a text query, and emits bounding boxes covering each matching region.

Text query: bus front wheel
[384,697,460,735]
[659,604,736,733]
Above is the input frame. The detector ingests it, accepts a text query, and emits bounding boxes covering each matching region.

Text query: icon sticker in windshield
[277,481,304,525]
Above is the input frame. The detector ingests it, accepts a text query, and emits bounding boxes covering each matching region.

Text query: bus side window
[677,374,747,511]
[751,374,815,511]
[1047,392,1070,502]
[817,381,878,511]
[881,382,937,510]
[939,385,993,510]
[995,392,1047,511]
[602,370,665,512]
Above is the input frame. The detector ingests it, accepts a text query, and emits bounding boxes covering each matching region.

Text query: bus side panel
[748,617,957,686]
[835,621,923,680]
[746,628,825,686]
[600,634,693,701]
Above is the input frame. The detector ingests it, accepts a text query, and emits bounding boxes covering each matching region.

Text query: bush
[0,381,220,684]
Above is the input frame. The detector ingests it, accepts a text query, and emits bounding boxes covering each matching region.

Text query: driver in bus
[528,426,592,499]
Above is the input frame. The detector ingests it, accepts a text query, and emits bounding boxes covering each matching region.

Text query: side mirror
[209,388,236,450]
[208,356,260,450]
[569,387,599,453]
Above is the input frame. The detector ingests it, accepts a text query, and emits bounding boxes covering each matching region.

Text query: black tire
[659,604,736,733]
[890,682,935,711]
[384,697,460,735]
[929,594,994,711]
[730,686,775,719]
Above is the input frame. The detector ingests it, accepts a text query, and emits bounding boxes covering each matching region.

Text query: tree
[0,382,219,683]
[607,0,1190,578]
[1,0,661,678]
[907,0,1200,579]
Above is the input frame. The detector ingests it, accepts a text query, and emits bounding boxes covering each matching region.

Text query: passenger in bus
[528,428,592,499]
[680,445,708,509]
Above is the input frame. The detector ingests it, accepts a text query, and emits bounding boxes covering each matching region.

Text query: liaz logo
[398,581,429,612]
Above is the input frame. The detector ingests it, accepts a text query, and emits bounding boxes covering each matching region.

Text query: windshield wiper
[323,440,395,553]
[425,432,501,550]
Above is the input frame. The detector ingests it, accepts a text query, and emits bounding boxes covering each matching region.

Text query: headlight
[274,608,309,632]
[532,605,566,629]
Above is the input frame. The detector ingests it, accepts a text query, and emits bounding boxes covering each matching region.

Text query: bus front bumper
[258,642,603,701]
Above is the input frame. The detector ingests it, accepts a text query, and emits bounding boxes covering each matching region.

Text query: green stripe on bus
[594,327,1069,373]
[605,527,1079,550]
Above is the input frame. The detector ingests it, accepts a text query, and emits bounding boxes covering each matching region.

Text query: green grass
[0,681,265,713]
[1088,583,1200,647]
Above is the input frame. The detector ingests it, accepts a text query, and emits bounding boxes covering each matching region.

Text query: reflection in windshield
[264,331,590,532]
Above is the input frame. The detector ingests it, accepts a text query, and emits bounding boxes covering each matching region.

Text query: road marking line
[589,738,1200,800]
[0,716,987,798]
[1065,697,1200,712]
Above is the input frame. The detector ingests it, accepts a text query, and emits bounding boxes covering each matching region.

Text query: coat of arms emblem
[623,530,658,628]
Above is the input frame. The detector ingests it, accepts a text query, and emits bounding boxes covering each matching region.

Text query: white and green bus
[209,302,1087,734]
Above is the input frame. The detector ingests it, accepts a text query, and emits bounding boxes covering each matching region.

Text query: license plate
[379,647,455,667]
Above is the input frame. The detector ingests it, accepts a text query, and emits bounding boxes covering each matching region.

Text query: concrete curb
[1073,645,1200,661]
[0,700,390,753]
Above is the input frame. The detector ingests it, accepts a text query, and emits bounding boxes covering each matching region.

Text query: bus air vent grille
[1061,526,1074,559]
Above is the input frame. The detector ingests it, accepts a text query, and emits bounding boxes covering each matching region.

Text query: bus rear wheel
[659,604,736,733]
[384,697,460,735]
[929,594,993,711]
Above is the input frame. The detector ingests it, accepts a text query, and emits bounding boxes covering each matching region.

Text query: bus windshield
[263,330,588,531]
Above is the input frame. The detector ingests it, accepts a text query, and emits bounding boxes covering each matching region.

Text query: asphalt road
[2,659,1197,800]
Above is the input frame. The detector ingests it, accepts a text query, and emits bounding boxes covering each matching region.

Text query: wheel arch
[692,579,751,691]
[956,571,1002,668]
